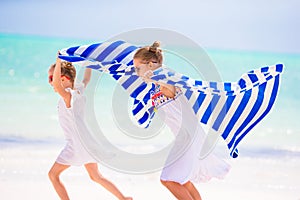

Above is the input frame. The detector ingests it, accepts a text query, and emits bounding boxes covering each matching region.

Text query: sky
[0,0,299,53]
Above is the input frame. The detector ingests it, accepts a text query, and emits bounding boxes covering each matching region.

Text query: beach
[0,138,299,200]
[1,34,300,199]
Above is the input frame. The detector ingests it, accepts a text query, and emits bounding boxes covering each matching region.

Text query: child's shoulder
[67,83,85,95]
[76,82,86,94]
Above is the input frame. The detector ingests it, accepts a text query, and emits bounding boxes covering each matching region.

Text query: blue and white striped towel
[59,40,284,158]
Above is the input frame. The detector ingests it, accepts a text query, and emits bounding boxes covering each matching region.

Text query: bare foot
[124,197,133,200]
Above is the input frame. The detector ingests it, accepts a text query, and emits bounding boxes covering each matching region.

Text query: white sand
[0,144,299,200]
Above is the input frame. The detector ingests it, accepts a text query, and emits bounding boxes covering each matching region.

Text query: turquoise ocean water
[0,33,300,156]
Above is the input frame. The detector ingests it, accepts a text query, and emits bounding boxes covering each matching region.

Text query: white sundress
[56,83,97,166]
[152,86,231,184]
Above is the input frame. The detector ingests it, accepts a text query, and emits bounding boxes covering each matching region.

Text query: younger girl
[48,55,132,200]
[133,42,230,200]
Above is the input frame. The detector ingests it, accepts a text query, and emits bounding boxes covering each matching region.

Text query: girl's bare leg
[161,180,194,200]
[48,162,70,200]
[84,163,132,200]
[183,181,202,200]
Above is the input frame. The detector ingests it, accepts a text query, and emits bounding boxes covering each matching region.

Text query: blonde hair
[50,61,76,87]
[133,41,163,64]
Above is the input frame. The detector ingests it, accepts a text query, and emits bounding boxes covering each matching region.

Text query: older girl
[133,42,230,200]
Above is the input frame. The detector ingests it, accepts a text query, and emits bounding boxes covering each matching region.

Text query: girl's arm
[82,68,92,88]
[52,57,72,107]
[159,83,176,98]
[142,70,176,98]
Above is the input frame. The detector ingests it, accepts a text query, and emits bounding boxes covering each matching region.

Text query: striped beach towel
[59,41,284,158]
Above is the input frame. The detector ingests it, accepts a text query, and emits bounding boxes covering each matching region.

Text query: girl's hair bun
[64,61,73,69]
[149,41,161,53]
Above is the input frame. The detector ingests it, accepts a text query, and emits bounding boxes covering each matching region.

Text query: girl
[133,42,230,200]
[48,55,132,200]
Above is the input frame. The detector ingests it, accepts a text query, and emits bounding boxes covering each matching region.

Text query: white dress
[56,83,97,166]
[152,87,231,184]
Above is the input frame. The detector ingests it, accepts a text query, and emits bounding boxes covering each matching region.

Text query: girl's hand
[142,69,175,98]
[56,51,61,63]
[159,84,176,98]
[142,70,156,84]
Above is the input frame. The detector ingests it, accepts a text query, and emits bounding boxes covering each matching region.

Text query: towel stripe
[59,41,284,158]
